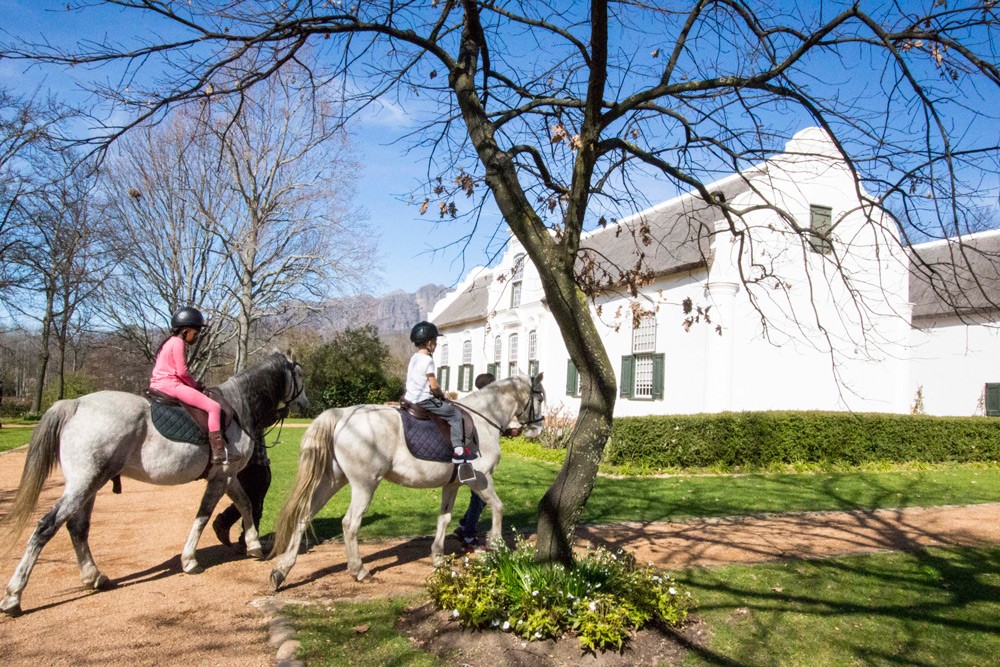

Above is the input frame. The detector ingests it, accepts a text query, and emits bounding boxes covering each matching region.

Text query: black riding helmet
[171,306,206,330]
[410,320,440,345]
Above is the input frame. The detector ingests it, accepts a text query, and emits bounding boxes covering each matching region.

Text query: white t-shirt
[404,352,436,403]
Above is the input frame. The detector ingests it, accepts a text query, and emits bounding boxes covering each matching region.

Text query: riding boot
[208,431,228,465]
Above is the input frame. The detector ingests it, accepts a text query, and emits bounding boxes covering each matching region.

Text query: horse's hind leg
[1,490,91,616]
[343,483,377,582]
[270,472,342,591]
[432,484,460,567]
[66,495,109,590]
[180,476,229,574]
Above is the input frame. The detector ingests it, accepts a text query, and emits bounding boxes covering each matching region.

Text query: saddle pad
[399,408,480,463]
[149,401,208,446]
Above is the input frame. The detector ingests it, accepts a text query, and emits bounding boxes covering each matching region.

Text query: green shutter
[466,365,474,391]
[487,362,497,377]
[566,360,578,396]
[987,384,1000,416]
[651,354,665,400]
[620,356,635,399]
[810,205,833,254]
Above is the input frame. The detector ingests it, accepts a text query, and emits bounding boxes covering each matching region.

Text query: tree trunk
[30,288,55,414]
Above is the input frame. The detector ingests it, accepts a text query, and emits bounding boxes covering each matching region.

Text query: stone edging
[252,596,304,667]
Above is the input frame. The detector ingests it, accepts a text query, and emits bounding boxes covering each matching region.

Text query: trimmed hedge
[605,411,1000,470]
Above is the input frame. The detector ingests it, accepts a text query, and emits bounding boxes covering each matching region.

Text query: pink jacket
[150,336,198,391]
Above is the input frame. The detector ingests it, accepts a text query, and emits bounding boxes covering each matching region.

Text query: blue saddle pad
[149,401,208,446]
[399,408,479,463]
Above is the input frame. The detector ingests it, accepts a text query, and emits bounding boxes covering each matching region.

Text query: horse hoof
[0,599,22,617]
[92,574,111,590]
[354,567,370,582]
[270,570,285,591]
[246,546,263,560]
[183,563,204,575]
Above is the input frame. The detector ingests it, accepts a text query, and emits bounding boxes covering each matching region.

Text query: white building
[427,128,1000,418]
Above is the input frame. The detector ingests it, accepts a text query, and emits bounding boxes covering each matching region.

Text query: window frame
[809,204,833,255]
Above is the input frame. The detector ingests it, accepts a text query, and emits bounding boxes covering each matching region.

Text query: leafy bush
[535,402,577,450]
[301,326,403,414]
[427,537,693,652]
[606,411,1000,472]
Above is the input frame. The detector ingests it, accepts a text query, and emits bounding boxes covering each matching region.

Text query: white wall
[909,315,1000,416]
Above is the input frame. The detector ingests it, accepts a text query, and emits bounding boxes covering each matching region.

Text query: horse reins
[263,361,305,448]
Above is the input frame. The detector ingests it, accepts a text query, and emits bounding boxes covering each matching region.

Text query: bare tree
[5,1,999,565]
[208,65,372,372]
[98,67,372,375]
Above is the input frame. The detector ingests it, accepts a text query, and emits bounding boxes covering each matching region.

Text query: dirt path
[1,446,998,666]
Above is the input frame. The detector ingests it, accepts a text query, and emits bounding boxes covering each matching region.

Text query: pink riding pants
[154,382,222,432]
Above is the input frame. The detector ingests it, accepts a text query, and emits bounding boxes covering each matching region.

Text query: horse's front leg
[475,473,505,548]
[224,478,262,559]
[432,484,460,567]
[180,472,230,574]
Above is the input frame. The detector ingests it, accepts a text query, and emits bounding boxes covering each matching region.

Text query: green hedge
[606,412,1000,470]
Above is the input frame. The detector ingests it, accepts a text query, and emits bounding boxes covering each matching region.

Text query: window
[458,340,474,392]
[986,383,1000,417]
[437,342,450,390]
[493,335,502,377]
[809,205,833,255]
[508,333,519,377]
[437,366,450,391]
[510,253,525,307]
[621,314,664,400]
[528,330,539,376]
[566,360,581,397]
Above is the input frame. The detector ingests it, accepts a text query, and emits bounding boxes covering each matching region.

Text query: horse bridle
[453,378,544,436]
[277,361,304,412]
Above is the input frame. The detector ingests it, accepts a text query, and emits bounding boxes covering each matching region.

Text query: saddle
[144,387,236,446]
[397,399,479,464]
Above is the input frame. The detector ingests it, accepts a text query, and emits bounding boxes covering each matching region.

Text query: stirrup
[456,462,476,484]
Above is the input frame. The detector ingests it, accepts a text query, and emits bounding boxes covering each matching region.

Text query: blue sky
[0,1,512,296]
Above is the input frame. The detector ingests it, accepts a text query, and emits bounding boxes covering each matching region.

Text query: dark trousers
[417,397,464,451]
[217,462,272,533]
[459,491,487,535]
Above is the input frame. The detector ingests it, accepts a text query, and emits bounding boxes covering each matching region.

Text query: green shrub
[427,537,693,652]
[606,411,1000,472]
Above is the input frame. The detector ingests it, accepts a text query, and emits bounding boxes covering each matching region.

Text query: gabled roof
[909,231,1000,319]
[432,273,492,329]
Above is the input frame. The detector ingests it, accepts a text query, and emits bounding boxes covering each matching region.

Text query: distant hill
[316,283,449,334]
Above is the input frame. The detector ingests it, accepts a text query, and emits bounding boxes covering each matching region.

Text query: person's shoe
[461,536,480,554]
[212,515,232,547]
[453,525,470,541]
[208,431,227,465]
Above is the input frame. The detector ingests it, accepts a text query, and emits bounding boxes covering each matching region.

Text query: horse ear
[534,372,544,384]
[285,347,296,364]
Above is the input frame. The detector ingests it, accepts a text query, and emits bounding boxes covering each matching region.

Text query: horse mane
[216,352,289,437]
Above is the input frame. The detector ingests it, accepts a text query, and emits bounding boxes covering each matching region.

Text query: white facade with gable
[427,128,1000,418]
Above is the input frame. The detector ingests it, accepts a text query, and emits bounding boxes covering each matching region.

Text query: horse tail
[270,409,340,558]
[0,399,78,549]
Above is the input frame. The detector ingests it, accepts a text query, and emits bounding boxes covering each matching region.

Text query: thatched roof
[909,232,1000,319]
[433,273,492,329]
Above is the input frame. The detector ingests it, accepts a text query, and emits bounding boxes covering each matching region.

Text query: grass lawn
[259,429,1000,539]
[280,545,1000,666]
[0,427,33,453]
[678,545,1000,666]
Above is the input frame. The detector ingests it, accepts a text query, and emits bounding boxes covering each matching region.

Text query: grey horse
[0,350,307,616]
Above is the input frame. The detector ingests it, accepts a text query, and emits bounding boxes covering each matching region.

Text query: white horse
[269,373,545,588]
[0,350,307,617]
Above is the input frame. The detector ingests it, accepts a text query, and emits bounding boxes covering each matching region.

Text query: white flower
[669,587,677,595]
[452,609,459,617]
[491,620,499,627]
[595,583,601,589]
[450,571,457,578]
[588,601,597,611]
[532,590,539,597]
[502,621,511,631]
[534,632,542,639]
[652,576,661,582]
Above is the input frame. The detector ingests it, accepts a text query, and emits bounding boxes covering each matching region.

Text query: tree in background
[5,1,998,566]
[301,326,403,413]
[98,63,374,375]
